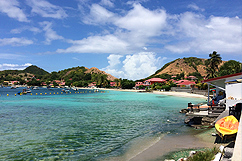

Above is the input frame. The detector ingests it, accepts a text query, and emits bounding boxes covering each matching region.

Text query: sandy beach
[98,88,207,99]
[152,91,207,99]
[104,129,217,161]
[129,130,217,161]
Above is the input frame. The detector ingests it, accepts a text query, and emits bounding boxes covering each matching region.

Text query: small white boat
[32,86,39,90]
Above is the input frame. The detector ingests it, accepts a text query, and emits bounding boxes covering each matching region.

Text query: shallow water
[0,87,205,160]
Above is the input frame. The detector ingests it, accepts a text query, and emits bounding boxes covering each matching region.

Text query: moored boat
[215,115,239,140]
[32,86,39,90]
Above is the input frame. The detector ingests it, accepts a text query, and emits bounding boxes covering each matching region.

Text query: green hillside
[23,65,49,75]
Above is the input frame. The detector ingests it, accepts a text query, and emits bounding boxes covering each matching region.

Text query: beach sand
[129,129,217,161]
[85,87,207,99]
[130,136,213,161]
[152,91,207,99]
[104,129,217,161]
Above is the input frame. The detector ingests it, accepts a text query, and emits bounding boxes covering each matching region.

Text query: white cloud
[0,63,32,71]
[0,37,33,46]
[72,57,80,61]
[107,54,123,68]
[0,0,29,22]
[57,35,129,54]
[187,3,204,12]
[102,52,163,80]
[0,53,25,60]
[115,3,167,37]
[26,0,67,19]
[83,4,115,25]
[57,2,241,58]
[11,26,41,34]
[40,21,64,45]
[100,0,114,7]
[165,12,242,54]
[58,3,167,54]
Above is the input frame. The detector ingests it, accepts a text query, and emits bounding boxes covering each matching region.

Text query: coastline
[87,87,207,99]
[104,129,217,161]
[129,131,216,161]
[152,91,207,99]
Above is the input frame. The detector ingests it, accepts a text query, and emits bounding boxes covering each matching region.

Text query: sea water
[0,87,205,160]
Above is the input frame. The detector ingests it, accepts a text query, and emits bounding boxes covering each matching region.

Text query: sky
[0,0,241,80]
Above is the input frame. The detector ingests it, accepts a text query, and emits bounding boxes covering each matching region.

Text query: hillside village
[1,55,241,91]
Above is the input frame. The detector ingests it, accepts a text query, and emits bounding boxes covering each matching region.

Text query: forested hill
[144,57,241,81]
[0,65,118,87]
[24,65,49,75]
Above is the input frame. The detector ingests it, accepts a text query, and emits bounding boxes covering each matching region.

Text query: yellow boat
[215,115,239,140]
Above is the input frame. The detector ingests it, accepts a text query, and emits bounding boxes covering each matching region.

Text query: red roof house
[176,80,196,87]
[110,82,117,87]
[135,82,144,87]
[143,78,166,86]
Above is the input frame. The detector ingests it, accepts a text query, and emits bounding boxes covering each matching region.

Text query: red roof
[202,72,242,83]
[175,79,190,84]
[177,81,196,86]
[146,78,166,82]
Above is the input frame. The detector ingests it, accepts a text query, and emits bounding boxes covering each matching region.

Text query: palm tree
[206,51,222,78]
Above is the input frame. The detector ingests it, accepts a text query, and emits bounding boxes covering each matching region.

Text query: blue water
[0,87,205,160]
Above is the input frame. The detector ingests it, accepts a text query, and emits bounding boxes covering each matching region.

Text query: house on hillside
[88,82,96,88]
[59,82,65,86]
[41,82,47,86]
[110,82,117,87]
[9,81,20,85]
[135,82,144,89]
[186,76,197,80]
[176,80,196,88]
[143,78,166,86]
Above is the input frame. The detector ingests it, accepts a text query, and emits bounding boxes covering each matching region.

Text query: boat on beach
[215,115,239,140]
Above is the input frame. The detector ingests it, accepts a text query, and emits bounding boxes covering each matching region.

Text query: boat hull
[215,115,239,140]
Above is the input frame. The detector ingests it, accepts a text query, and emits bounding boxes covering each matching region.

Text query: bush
[187,147,220,161]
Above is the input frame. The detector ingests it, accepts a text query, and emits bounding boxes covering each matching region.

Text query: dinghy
[215,115,239,140]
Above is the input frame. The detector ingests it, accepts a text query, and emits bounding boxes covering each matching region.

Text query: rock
[180,109,189,113]
[184,117,192,124]
[223,147,234,158]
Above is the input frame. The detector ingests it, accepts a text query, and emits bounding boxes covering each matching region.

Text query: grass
[187,147,220,161]
[159,147,220,161]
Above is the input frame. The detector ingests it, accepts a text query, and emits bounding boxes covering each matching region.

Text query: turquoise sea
[0,87,205,160]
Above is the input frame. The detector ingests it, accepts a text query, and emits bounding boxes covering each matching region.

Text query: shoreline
[129,131,216,161]
[104,129,217,161]
[152,91,207,99]
[80,87,207,99]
